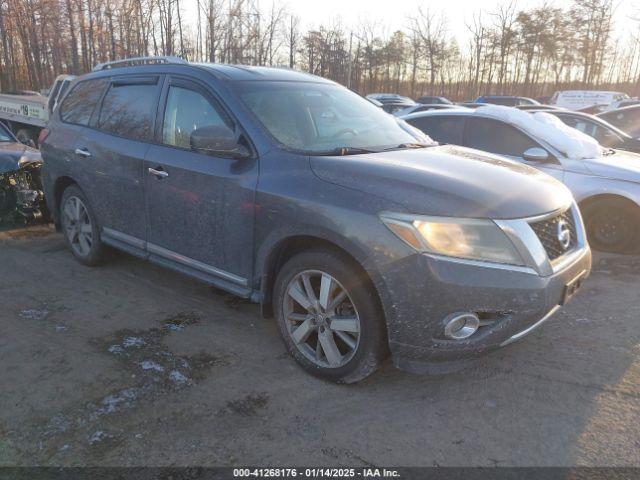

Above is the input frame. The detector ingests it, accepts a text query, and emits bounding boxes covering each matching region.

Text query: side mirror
[190,125,251,159]
[523,147,550,163]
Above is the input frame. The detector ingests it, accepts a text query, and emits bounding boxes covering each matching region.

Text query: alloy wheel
[62,196,93,257]
[283,270,361,368]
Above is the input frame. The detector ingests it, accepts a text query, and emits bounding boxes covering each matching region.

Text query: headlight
[381,213,525,265]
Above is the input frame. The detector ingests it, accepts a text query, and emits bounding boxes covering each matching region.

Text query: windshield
[0,123,14,142]
[232,81,429,154]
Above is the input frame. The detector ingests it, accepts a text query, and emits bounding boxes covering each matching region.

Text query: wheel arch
[52,176,79,227]
[258,233,386,322]
[578,193,640,212]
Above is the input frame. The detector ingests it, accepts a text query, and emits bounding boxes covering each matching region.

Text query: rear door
[463,117,565,182]
[143,76,258,295]
[75,75,161,247]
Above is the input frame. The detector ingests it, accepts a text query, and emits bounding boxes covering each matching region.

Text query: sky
[185,0,639,43]
[286,0,638,41]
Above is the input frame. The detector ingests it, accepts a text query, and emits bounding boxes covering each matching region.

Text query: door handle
[74,148,92,158]
[148,167,169,179]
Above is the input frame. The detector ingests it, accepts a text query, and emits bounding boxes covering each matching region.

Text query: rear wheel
[60,186,105,265]
[583,199,639,253]
[274,248,387,383]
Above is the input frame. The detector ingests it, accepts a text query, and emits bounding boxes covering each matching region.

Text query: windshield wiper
[382,142,433,151]
[314,146,379,156]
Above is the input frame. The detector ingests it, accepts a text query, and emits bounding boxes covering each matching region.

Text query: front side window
[162,86,230,149]
[60,79,108,126]
[98,82,157,141]
[407,116,465,145]
[232,81,424,154]
[465,118,541,157]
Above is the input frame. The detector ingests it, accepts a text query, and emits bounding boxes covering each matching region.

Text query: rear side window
[59,79,108,126]
[98,82,158,141]
[162,86,231,149]
[407,116,465,145]
[465,117,540,157]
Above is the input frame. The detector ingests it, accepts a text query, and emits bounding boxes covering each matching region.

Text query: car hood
[0,142,41,174]
[310,145,573,219]
[582,150,640,184]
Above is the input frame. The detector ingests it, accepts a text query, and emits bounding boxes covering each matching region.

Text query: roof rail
[92,56,188,72]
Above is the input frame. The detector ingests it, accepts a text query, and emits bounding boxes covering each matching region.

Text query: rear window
[406,116,465,145]
[59,79,108,126]
[98,82,158,141]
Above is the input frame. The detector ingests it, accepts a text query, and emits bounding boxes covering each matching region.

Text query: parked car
[598,105,640,138]
[456,102,484,109]
[605,98,640,111]
[402,106,640,253]
[42,57,591,382]
[415,95,452,105]
[578,104,609,114]
[516,105,562,112]
[365,93,416,114]
[0,121,46,223]
[529,109,640,153]
[475,95,540,106]
[393,104,460,117]
[366,93,414,104]
[551,90,629,111]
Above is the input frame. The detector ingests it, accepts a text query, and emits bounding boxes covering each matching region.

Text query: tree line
[1,0,639,100]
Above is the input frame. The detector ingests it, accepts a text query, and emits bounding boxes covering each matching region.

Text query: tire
[273,248,388,383]
[583,199,640,254]
[59,185,105,266]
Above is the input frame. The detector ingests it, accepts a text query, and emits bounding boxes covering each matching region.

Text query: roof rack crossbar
[92,56,187,72]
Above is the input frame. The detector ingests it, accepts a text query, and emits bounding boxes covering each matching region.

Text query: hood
[310,145,573,219]
[582,150,640,184]
[0,142,41,174]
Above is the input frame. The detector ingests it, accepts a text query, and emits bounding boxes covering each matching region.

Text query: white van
[551,90,628,110]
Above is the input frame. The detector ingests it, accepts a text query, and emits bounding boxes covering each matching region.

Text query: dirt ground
[1,225,639,467]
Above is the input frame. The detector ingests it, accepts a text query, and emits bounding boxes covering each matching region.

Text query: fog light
[444,313,480,340]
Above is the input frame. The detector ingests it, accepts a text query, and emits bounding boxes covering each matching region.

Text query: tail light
[37,128,50,146]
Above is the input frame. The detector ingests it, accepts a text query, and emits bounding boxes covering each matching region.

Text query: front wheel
[273,248,388,383]
[583,199,639,254]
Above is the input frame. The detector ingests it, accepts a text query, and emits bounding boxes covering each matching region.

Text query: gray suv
[41,57,592,383]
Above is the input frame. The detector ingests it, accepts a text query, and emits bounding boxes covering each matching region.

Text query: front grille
[529,209,577,261]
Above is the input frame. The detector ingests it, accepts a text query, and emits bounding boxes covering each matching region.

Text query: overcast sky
[184,0,639,43]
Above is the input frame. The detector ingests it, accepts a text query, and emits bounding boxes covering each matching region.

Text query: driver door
[144,76,258,295]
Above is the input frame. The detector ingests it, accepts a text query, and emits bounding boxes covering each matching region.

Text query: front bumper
[385,243,592,375]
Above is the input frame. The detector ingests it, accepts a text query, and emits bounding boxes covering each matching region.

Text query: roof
[195,63,333,83]
[82,58,334,84]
